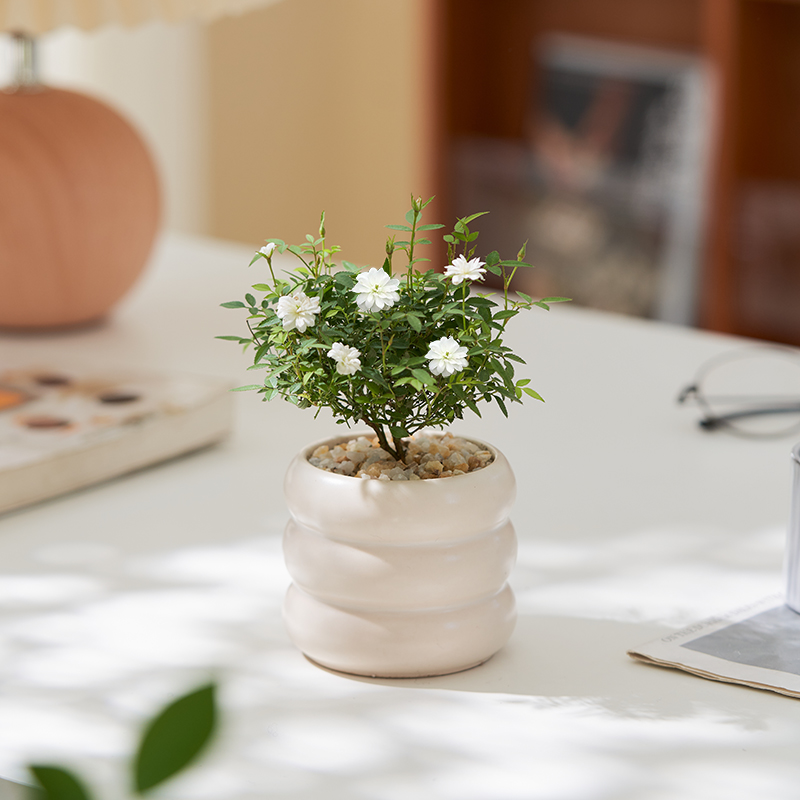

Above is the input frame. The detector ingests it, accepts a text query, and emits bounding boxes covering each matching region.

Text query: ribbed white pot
[282,433,517,678]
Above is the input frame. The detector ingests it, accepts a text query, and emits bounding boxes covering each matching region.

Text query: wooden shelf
[436,0,800,344]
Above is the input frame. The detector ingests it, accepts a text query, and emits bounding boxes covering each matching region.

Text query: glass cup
[784,442,800,613]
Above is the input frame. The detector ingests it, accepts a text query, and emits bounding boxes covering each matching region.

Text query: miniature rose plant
[220,196,568,462]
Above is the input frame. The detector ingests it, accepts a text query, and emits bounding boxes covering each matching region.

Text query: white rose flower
[259,242,277,257]
[426,336,469,377]
[444,254,486,285]
[276,290,320,333]
[327,342,361,375]
[352,267,401,313]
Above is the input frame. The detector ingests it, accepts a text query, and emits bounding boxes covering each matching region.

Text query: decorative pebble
[308,432,494,481]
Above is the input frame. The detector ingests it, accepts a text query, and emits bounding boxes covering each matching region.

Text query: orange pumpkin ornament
[0,86,160,329]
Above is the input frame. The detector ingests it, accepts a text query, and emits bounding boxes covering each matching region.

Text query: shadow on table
[335,614,783,720]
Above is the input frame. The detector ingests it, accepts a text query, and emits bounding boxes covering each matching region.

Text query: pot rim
[285,429,516,543]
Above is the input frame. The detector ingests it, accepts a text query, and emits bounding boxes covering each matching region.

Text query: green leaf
[29,766,94,800]
[389,425,410,438]
[523,387,545,401]
[251,283,272,292]
[493,309,517,321]
[334,271,355,288]
[231,384,261,391]
[410,368,435,386]
[539,296,571,303]
[458,211,489,225]
[244,293,256,307]
[464,396,482,417]
[407,314,422,333]
[254,340,271,362]
[416,223,445,231]
[467,296,496,308]
[133,683,217,794]
[220,301,245,309]
[386,224,412,231]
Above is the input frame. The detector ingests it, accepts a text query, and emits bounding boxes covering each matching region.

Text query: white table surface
[1,232,799,800]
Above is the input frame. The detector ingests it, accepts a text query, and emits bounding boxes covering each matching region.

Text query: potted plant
[221,196,567,677]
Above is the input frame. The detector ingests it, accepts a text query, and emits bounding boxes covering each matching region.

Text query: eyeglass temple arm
[699,403,800,430]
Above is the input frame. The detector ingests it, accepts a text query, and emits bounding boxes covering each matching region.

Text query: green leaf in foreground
[29,766,94,800]
[133,683,217,794]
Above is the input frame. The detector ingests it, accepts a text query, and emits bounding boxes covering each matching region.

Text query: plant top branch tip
[219,196,569,463]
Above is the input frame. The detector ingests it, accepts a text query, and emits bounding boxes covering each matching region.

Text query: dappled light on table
[0,520,796,799]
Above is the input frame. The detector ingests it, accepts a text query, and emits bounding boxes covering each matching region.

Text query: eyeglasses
[678,345,800,438]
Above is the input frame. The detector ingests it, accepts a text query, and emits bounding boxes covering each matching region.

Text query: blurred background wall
[208,0,437,264]
[9,0,436,268]
[5,0,800,344]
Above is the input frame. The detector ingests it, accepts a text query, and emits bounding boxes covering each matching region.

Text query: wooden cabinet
[434,0,800,344]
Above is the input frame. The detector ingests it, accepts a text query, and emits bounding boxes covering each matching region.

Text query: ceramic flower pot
[282,434,517,677]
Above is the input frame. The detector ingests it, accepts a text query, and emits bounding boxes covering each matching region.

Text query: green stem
[265,258,277,286]
[392,434,407,463]
[379,327,387,373]
[287,248,313,271]
[407,212,417,296]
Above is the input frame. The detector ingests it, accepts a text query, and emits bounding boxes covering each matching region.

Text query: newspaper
[628,594,800,698]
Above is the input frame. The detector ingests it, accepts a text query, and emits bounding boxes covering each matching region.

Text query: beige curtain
[0,0,281,34]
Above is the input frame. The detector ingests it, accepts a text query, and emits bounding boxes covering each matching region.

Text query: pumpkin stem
[9,32,40,91]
